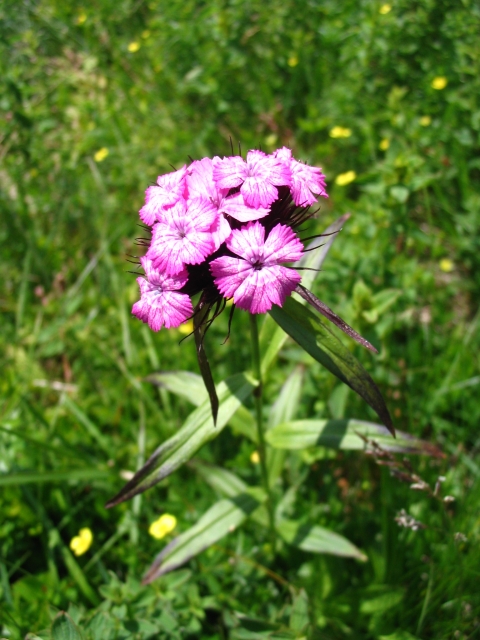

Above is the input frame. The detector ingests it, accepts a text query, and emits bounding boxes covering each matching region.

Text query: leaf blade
[278,519,366,560]
[295,284,378,353]
[266,419,442,456]
[143,492,265,583]
[194,302,219,424]
[105,372,257,507]
[51,612,83,640]
[269,296,394,434]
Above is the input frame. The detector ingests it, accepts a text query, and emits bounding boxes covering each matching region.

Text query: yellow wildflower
[335,170,356,186]
[76,12,87,25]
[288,55,299,67]
[379,4,392,14]
[431,77,447,90]
[149,514,177,540]
[265,133,278,147]
[250,451,260,464]
[439,258,454,273]
[128,42,141,53]
[420,115,432,126]
[379,138,390,150]
[70,528,93,556]
[177,319,194,335]
[94,147,109,162]
[329,126,352,138]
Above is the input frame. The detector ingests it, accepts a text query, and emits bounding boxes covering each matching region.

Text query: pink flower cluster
[132,148,328,331]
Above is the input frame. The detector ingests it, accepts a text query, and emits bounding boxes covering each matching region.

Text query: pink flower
[188,158,268,236]
[139,166,187,226]
[132,257,193,331]
[212,150,291,209]
[210,222,303,314]
[147,198,217,275]
[275,147,328,206]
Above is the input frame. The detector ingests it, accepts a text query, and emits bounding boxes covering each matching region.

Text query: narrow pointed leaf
[145,370,256,441]
[278,519,366,560]
[269,296,394,434]
[260,215,350,377]
[192,461,270,528]
[143,491,265,583]
[105,373,257,508]
[295,284,377,352]
[194,303,219,424]
[266,419,443,457]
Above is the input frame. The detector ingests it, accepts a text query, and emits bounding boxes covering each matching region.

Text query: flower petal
[212,155,248,190]
[139,166,187,225]
[220,192,270,222]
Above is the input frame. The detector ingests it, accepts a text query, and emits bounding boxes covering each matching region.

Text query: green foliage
[1,0,480,638]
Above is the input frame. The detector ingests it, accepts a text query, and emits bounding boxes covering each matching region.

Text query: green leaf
[106,373,257,507]
[51,612,83,640]
[277,519,366,560]
[269,297,394,434]
[295,285,377,352]
[192,461,270,528]
[146,370,257,441]
[265,419,442,456]
[194,301,219,424]
[143,491,265,582]
[359,588,404,614]
[289,589,310,633]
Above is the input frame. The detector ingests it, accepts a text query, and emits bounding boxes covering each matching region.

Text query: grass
[1,0,479,638]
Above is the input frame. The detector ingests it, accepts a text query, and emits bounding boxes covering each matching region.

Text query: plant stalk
[249,313,276,548]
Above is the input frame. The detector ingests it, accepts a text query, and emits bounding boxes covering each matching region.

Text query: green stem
[249,314,276,547]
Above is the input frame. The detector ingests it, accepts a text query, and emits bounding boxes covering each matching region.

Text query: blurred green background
[1,0,480,637]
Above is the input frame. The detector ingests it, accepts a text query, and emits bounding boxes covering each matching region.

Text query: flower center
[251,259,264,271]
